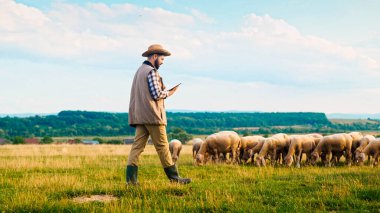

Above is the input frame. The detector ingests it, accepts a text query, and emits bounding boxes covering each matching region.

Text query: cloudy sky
[1,0,380,114]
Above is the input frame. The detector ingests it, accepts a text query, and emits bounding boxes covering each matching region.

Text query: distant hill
[327,113,380,119]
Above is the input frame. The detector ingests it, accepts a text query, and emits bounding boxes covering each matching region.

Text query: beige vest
[128,63,167,127]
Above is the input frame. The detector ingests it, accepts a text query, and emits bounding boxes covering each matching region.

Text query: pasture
[1,144,380,212]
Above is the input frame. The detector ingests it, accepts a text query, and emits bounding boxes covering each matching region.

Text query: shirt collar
[143,60,156,69]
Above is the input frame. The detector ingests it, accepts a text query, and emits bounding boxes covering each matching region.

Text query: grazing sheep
[357,139,380,166]
[306,133,323,145]
[284,135,317,168]
[354,135,376,163]
[349,132,364,160]
[240,136,265,164]
[196,131,241,165]
[191,138,204,159]
[169,139,182,164]
[255,133,291,166]
[311,133,353,167]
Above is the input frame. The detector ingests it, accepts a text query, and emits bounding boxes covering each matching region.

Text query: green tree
[41,136,54,144]
[106,139,123,144]
[168,127,192,143]
[0,129,5,137]
[93,137,105,144]
[241,129,250,136]
[12,136,25,144]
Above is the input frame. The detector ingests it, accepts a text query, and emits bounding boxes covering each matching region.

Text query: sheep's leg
[325,151,332,167]
[271,151,277,167]
[235,148,240,164]
[282,150,287,165]
[261,156,266,167]
[346,148,352,167]
[296,150,302,168]
[250,150,255,165]
[367,155,371,166]
[373,153,379,167]
[305,153,311,165]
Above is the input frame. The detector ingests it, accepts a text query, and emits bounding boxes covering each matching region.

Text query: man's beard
[154,59,160,69]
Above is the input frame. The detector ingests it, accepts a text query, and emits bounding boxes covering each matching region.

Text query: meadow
[1,144,380,212]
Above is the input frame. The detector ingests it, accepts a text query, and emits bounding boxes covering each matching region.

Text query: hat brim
[142,49,171,57]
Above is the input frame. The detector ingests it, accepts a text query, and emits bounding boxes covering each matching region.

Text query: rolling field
[1,144,380,212]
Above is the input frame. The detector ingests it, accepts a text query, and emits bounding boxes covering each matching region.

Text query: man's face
[154,55,165,69]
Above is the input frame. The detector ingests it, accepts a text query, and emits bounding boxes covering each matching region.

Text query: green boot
[164,165,191,184]
[126,165,138,185]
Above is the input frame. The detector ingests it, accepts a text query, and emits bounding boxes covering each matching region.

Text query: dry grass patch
[72,195,118,203]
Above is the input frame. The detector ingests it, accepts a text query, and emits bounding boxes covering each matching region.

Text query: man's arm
[147,70,169,101]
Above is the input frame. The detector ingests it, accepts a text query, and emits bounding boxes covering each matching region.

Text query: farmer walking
[126,44,191,185]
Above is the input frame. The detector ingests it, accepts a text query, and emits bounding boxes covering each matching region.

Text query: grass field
[1,144,380,212]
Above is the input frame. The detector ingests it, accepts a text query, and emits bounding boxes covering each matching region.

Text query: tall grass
[0,145,379,212]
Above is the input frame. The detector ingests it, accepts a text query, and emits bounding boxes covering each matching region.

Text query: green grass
[1,145,380,212]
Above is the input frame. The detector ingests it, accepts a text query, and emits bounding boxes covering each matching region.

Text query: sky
[1,0,380,114]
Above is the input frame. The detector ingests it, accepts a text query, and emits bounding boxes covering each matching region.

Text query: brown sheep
[284,135,318,168]
[255,133,291,166]
[240,136,265,164]
[311,133,353,167]
[191,138,204,159]
[169,139,182,164]
[354,135,376,163]
[196,131,241,165]
[357,139,380,166]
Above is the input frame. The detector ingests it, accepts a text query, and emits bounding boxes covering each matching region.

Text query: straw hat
[142,44,171,57]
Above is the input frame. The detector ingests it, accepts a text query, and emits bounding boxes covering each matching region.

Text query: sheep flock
[170,131,380,167]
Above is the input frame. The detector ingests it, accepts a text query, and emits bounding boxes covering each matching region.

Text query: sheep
[190,138,204,159]
[349,132,364,161]
[357,139,380,166]
[354,135,376,163]
[311,133,353,167]
[255,133,291,167]
[169,139,182,164]
[239,136,265,164]
[284,135,318,168]
[306,133,323,145]
[196,131,241,165]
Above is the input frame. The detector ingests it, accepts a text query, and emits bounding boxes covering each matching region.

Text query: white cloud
[190,9,215,24]
[1,1,380,113]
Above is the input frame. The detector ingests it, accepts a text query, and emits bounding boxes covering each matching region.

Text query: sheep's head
[311,152,319,165]
[241,149,252,163]
[354,151,362,163]
[357,153,366,166]
[284,155,293,167]
[172,156,178,164]
[196,154,204,165]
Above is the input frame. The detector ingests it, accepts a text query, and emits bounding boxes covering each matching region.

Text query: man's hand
[168,84,180,96]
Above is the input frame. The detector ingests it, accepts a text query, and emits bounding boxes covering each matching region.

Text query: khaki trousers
[127,124,173,168]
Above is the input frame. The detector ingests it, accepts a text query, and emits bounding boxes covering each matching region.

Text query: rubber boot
[126,165,138,185]
[164,165,191,184]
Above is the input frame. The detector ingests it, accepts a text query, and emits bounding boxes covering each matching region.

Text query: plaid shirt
[145,61,169,100]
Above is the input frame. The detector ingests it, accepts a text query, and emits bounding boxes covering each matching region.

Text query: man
[126,44,191,185]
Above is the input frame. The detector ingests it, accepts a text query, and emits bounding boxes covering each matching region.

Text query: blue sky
[1,0,380,114]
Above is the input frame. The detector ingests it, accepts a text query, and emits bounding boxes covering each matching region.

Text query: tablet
[169,83,182,91]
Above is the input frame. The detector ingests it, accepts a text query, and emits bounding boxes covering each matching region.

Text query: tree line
[0,111,379,141]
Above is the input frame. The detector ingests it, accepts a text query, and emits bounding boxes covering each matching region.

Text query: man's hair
[148,53,163,59]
